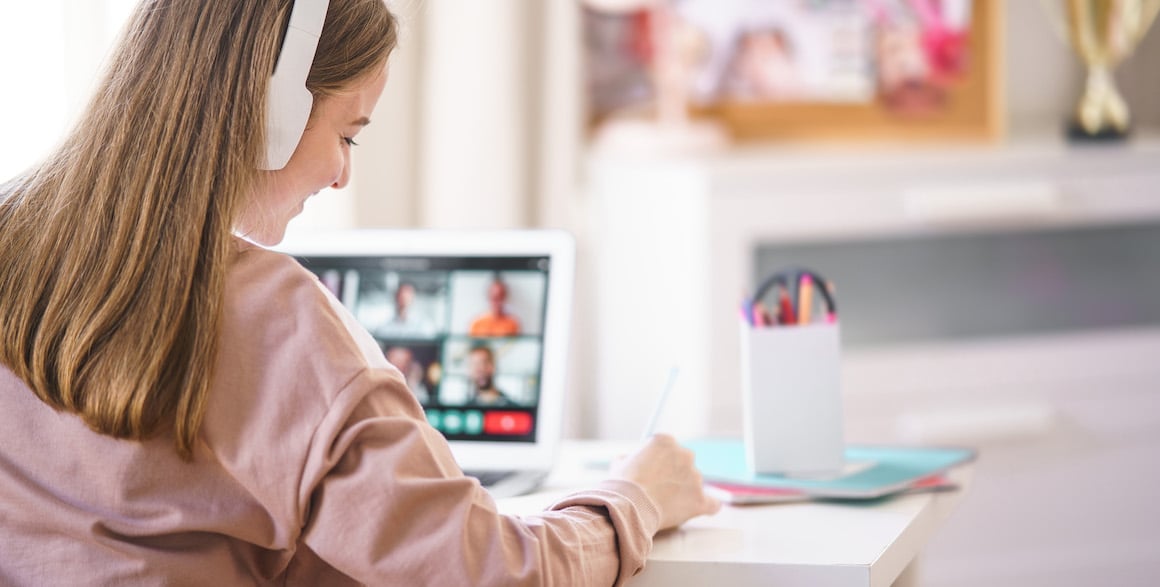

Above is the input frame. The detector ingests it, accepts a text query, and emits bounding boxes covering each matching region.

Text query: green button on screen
[465,411,484,435]
[443,411,464,434]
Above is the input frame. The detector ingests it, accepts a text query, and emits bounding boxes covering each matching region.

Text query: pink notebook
[706,473,958,505]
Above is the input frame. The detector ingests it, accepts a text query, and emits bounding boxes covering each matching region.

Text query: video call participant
[379,280,437,338]
[385,346,429,404]
[466,345,513,406]
[468,277,521,337]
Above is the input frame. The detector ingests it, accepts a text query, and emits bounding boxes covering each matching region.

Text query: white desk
[497,441,972,587]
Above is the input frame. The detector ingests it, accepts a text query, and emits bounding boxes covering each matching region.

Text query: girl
[0,1,718,585]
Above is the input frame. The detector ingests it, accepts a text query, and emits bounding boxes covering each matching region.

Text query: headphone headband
[260,0,331,170]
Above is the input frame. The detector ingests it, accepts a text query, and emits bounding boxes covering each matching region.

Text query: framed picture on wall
[583,0,1004,144]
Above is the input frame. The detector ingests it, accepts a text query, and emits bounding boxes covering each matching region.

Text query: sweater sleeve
[548,480,662,585]
[297,369,661,586]
[217,245,660,585]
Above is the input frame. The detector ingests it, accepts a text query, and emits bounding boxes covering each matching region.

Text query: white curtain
[0,1,135,181]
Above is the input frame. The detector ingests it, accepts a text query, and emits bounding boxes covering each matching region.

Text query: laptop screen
[296,254,551,444]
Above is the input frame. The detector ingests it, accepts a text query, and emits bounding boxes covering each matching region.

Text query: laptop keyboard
[464,470,518,487]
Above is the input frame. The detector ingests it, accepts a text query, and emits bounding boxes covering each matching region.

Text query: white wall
[345,0,427,229]
[415,0,540,229]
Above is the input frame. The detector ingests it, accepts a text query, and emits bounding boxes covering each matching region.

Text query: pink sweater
[0,242,659,586]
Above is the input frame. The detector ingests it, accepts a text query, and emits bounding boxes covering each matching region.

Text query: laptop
[277,229,574,498]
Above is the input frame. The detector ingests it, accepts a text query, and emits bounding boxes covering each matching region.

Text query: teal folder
[686,438,976,500]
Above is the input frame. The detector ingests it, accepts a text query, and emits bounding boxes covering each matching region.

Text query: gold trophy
[1043,0,1160,139]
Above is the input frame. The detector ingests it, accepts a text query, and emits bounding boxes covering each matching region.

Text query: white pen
[642,366,680,440]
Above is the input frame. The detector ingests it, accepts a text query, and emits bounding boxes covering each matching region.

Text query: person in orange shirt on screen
[468,277,521,337]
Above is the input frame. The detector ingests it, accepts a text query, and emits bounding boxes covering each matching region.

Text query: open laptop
[277,229,574,498]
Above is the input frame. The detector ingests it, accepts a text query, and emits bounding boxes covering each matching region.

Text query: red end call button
[483,411,533,435]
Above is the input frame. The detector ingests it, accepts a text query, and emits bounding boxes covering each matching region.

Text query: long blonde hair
[0,0,397,459]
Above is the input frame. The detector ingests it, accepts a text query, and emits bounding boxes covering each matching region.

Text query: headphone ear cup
[260,0,329,171]
[261,81,313,170]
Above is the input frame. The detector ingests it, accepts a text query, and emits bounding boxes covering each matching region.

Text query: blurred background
[1,1,1158,585]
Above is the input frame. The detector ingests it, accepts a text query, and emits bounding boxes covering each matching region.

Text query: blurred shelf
[587,130,1160,241]
[724,133,1156,193]
[589,129,1160,182]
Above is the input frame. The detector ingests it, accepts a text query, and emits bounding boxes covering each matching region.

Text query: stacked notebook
[685,438,976,505]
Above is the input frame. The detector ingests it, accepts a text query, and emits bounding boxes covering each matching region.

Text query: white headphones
[261,0,331,170]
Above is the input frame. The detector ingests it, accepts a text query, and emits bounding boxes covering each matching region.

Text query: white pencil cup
[740,321,845,475]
